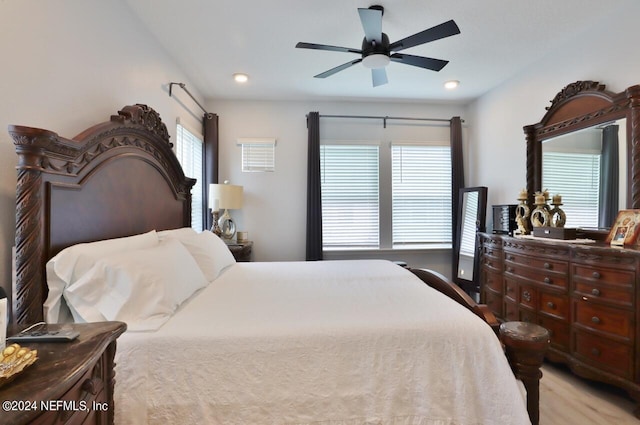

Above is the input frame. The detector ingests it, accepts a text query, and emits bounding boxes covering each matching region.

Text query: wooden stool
[499,321,550,425]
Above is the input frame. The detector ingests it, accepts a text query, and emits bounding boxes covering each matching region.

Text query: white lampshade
[209,183,243,210]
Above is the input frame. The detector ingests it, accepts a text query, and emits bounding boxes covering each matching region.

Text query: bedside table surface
[0,321,126,425]
[225,240,253,262]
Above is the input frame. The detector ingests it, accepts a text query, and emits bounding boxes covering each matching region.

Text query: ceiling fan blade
[314,58,363,78]
[372,68,388,87]
[357,7,383,43]
[390,53,449,72]
[296,42,362,54]
[389,20,460,52]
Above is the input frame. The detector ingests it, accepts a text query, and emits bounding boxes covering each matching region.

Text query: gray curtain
[203,113,219,230]
[306,112,323,260]
[450,116,464,279]
[599,124,619,228]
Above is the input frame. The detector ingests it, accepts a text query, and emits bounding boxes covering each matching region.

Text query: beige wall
[209,99,467,276]
[0,0,204,307]
[466,2,640,229]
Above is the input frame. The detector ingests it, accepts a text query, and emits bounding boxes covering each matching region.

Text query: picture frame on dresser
[606,209,640,246]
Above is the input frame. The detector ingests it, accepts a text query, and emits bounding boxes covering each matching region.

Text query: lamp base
[211,210,222,237]
[218,209,236,240]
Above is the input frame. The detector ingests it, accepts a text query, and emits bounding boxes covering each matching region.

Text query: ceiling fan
[295,5,460,87]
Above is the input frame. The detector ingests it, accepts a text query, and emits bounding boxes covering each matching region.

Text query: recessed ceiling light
[444,80,459,90]
[233,73,249,83]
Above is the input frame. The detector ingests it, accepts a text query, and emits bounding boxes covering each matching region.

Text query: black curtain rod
[316,114,462,129]
[169,82,214,119]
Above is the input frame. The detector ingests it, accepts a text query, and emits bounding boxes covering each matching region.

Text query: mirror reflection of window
[542,119,626,229]
[457,191,478,280]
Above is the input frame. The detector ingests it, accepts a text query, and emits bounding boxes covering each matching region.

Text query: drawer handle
[591,288,600,297]
[592,271,601,279]
[507,286,514,293]
[591,316,601,324]
[543,262,551,269]
[523,291,532,302]
[591,348,601,357]
[506,255,513,261]
[82,378,99,395]
[546,301,555,309]
[543,277,551,284]
[506,267,513,273]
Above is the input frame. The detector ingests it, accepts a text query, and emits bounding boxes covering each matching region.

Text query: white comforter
[114,260,530,424]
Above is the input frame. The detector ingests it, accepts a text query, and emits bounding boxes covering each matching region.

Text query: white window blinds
[238,138,276,172]
[320,143,380,248]
[176,121,204,231]
[392,143,452,245]
[543,151,600,228]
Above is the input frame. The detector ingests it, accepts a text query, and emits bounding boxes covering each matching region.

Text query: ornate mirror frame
[524,81,640,232]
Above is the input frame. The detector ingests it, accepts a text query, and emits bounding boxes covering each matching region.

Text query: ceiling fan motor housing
[361,33,390,68]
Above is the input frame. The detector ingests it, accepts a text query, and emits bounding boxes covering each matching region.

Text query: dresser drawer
[482,288,503,319]
[573,330,633,379]
[482,255,502,273]
[573,280,633,308]
[504,277,517,303]
[504,299,518,322]
[504,261,568,289]
[539,292,569,320]
[519,309,537,324]
[504,251,569,274]
[573,299,633,340]
[482,269,503,293]
[572,264,635,287]
[519,285,537,310]
[33,355,105,424]
[539,315,569,352]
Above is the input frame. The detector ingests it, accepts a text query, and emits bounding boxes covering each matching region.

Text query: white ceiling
[124,0,629,104]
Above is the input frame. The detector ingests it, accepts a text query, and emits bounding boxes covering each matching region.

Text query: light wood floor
[540,362,638,424]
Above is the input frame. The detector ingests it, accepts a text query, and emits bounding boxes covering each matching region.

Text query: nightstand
[225,240,253,262]
[0,321,126,425]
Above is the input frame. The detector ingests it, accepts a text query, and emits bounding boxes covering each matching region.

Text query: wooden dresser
[479,232,640,405]
[0,322,126,425]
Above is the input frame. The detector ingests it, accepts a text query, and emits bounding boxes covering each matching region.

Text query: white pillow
[160,228,236,281]
[44,230,159,323]
[63,238,208,331]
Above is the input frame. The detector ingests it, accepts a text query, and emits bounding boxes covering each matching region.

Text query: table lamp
[209,181,243,240]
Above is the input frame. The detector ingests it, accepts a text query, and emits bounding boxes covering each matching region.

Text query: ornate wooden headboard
[10,104,195,324]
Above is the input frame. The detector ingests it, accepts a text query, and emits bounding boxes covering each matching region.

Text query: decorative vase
[549,194,566,228]
[531,191,551,228]
[515,188,531,235]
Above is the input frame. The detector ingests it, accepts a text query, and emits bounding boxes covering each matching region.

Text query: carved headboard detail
[10,104,195,324]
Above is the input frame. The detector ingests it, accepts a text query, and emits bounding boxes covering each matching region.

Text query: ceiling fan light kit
[362,54,390,69]
[295,5,460,87]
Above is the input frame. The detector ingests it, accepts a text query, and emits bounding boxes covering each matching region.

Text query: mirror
[525,81,640,235]
[541,118,627,229]
[453,186,487,297]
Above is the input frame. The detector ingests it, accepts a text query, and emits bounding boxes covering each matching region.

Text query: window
[392,143,452,245]
[320,140,451,250]
[176,120,204,231]
[543,151,601,228]
[320,143,379,248]
[238,138,276,172]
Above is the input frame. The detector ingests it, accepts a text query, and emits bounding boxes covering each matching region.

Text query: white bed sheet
[114,260,530,425]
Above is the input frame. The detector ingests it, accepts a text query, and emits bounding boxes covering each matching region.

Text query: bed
[10,104,537,424]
